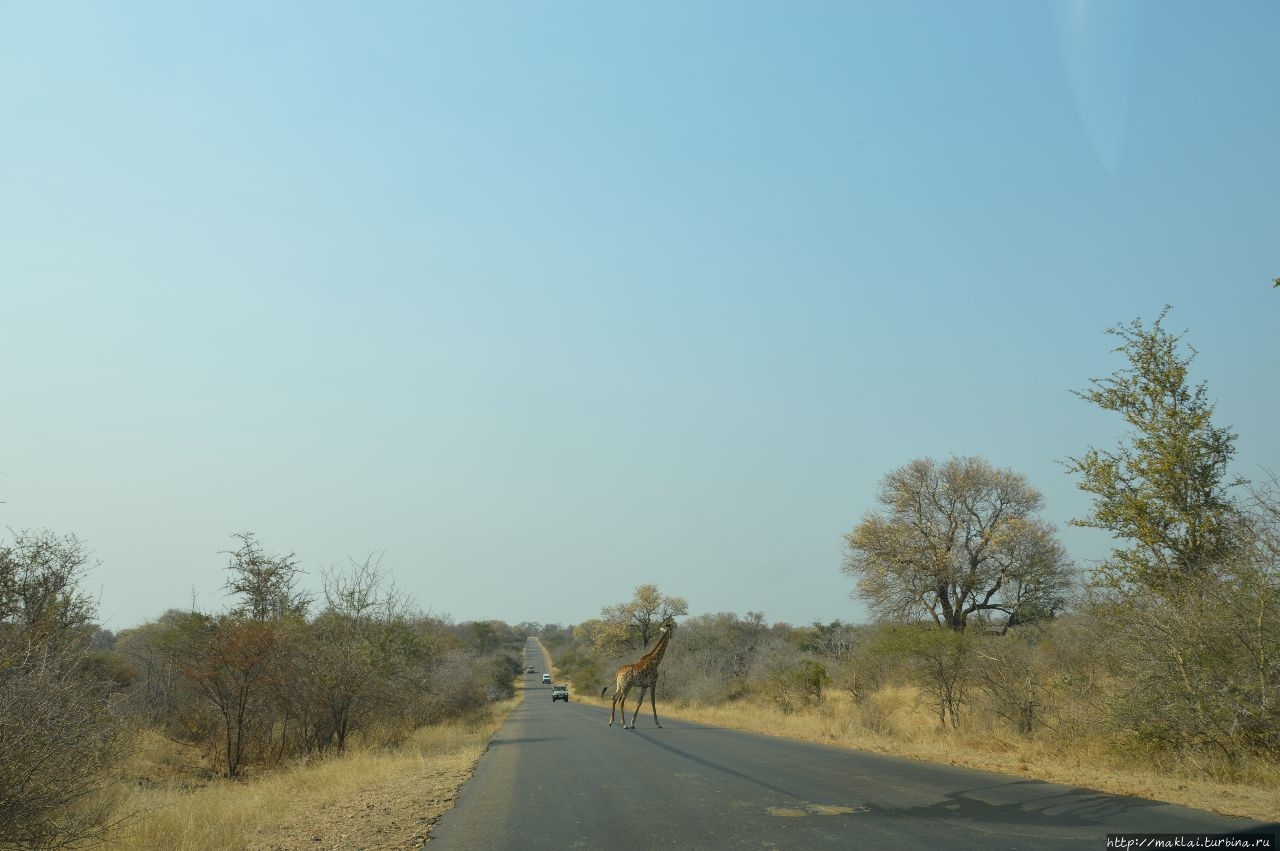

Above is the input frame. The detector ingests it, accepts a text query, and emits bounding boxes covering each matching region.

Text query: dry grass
[579,686,1280,823]
[99,699,519,850]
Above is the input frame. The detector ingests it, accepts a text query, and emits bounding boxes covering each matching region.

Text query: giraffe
[601,616,676,729]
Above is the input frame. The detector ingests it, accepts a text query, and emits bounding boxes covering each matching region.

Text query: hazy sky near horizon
[2,2,1277,632]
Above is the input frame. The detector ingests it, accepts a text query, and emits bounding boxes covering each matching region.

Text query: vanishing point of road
[429,639,1278,850]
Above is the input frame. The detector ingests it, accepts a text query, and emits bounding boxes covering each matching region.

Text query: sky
[2,1,1277,632]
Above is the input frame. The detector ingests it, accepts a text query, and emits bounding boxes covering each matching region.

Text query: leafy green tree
[1066,314,1278,763]
[1065,309,1242,590]
[843,456,1072,631]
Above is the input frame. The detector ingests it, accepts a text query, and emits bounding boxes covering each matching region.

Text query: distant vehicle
[542,673,552,684]
[526,666,535,674]
[552,685,569,702]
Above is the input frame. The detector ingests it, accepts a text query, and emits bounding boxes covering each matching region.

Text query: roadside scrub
[100,698,518,851]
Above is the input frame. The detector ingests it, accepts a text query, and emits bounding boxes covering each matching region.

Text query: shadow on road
[631,731,1278,833]
[633,730,834,804]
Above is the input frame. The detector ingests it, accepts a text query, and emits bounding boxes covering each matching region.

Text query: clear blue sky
[3,2,1277,631]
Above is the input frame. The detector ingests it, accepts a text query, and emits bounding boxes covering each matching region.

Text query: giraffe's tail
[601,684,611,697]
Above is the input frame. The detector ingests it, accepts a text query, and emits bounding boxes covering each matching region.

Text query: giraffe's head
[658,616,677,634]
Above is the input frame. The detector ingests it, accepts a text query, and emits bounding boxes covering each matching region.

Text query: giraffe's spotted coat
[602,616,676,729]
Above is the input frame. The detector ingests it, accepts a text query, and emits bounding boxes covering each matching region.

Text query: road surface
[429,639,1276,849]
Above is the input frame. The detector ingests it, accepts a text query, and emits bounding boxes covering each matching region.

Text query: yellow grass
[578,685,1280,823]
[101,699,519,851]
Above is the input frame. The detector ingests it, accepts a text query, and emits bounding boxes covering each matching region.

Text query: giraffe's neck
[639,629,671,669]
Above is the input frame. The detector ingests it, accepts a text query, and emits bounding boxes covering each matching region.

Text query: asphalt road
[429,639,1277,850]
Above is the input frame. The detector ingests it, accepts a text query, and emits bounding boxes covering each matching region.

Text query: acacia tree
[594,584,688,654]
[223,532,311,622]
[1066,313,1277,760]
[1065,309,1242,591]
[842,456,1072,632]
[0,529,96,631]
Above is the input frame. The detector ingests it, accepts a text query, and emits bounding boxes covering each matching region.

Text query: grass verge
[101,698,519,850]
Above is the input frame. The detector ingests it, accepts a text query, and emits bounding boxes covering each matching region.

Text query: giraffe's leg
[629,687,647,729]
[617,687,630,729]
[608,683,619,727]
[649,684,661,728]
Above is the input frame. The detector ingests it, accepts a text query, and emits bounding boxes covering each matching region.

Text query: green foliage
[767,659,832,713]
[1066,313,1279,765]
[834,627,898,701]
[873,623,975,729]
[1066,309,1242,590]
[0,529,97,631]
[487,653,522,700]
[223,533,311,622]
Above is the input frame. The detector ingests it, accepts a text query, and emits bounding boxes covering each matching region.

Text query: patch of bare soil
[248,696,522,850]
[249,759,476,851]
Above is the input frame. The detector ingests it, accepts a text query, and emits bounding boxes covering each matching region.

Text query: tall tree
[842,456,1072,632]
[1064,309,1241,591]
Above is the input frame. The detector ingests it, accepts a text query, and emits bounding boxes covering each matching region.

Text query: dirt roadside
[247,698,521,850]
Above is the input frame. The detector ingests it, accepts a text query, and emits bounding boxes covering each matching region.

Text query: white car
[541,674,551,684]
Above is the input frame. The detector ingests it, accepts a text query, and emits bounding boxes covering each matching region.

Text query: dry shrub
[1,529,131,850]
[100,699,518,851]
[0,638,130,850]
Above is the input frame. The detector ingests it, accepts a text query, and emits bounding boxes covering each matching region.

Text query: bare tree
[843,456,1073,631]
[321,553,406,622]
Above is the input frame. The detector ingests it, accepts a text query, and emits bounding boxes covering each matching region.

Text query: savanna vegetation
[0,534,528,849]
[3,309,1277,846]
[545,312,1280,820]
